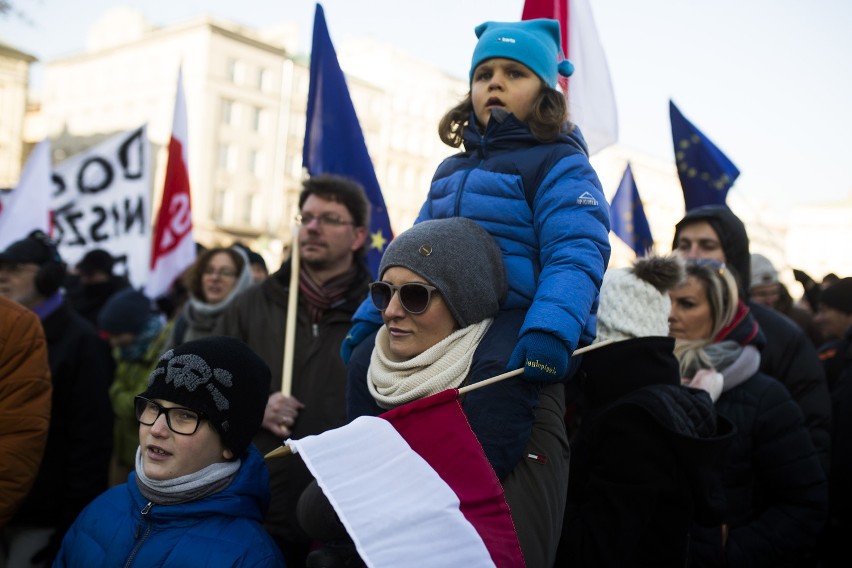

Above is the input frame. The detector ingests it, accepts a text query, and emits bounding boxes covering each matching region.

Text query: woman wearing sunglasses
[670,259,828,566]
[301,218,570,567]
[53,337,284,567]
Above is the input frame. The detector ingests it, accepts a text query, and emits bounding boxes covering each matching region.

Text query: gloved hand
[507,331,570,382]
[340,321,381,365]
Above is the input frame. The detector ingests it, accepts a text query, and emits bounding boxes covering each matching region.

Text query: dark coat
[215,259,370,563]
[818,328,852,566]
[65,275,130,327]
[690,369,828,567]
[674,205,832,473]
[557,337,734,567]
[10,300,114,558]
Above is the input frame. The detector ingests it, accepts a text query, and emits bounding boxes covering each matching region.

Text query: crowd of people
[0,16,849,568]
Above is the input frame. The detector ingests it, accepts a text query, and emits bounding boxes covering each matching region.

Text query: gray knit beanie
[378,217,506,327]
[595,255,686,344]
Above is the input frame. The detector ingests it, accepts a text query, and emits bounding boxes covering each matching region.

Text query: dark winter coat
[214,259,370,559]
[690,365,828,567]
[54,446,284,567]
[818,327,852,566]
[558,337,734,567]
[66,275,130,327]
[10,299,114,559]
[674,205,832,473]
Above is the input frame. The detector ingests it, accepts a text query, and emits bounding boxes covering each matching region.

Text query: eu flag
[303,4,393,276]
[610,163,654,256]
[669,100,740,212]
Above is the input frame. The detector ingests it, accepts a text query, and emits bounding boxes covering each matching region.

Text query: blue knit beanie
[470,19,574,87]
[98,288,152,335]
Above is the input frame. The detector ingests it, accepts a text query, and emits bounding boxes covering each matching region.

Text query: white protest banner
[51,125,151,287]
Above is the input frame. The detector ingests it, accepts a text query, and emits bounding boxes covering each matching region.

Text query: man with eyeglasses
[0,230,114,567]
[216,173,371,566]
[672,205,832,478]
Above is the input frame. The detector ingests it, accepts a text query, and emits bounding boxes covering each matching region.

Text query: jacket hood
[673,205,752,292]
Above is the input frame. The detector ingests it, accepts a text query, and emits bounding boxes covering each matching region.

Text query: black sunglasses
[369,281,438,314]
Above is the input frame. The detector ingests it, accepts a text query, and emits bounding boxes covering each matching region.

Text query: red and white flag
[144,68,195,299]
[287,389,525,568]
[523,0,618,155]
[0,138,52,250]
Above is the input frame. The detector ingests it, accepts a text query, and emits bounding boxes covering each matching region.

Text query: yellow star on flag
[370,229,388,253]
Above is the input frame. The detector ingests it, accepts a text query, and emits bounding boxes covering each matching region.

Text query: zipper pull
[135,502,153,538]
[312,323,319,337]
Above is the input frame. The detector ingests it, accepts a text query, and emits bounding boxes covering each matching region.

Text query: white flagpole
[281,222,300,396]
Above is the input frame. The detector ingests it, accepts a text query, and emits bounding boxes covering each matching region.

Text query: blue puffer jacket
[355,112,610,352]
[53,446,285,567]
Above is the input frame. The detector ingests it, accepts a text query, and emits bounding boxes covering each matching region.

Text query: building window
[251,106,265,132]
[249,149,265,178]
[221,99,234,126]
[218,143,237,173]
[227,58,245,84]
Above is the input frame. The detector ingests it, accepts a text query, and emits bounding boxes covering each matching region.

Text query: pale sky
[3,0,851,213]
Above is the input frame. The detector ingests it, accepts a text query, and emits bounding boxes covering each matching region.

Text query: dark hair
[183,247,246,301]
[437,84,571,148]
[298,174,371,258]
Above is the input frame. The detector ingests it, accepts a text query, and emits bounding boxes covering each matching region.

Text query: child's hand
[508,331,569,382]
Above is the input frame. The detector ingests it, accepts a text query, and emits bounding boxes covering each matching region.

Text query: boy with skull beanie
[140,336,271,457]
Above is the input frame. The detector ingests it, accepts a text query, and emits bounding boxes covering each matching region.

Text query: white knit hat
[594,255,686,344]
[750,253,778,287]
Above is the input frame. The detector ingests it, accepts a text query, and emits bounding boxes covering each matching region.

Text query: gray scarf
[134,447,240,505]
[687,340,761,394]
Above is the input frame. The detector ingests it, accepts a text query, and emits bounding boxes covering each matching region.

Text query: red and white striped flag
[144,68,195,299]
[0,138,52,250]
[287,389,525,568]
[522,0,618,155]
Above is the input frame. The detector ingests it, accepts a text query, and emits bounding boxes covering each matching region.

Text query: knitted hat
[378,217,506,328]
[140,336,271,457]
[470,19,574,87]
[820,277,852,315]
[98,288,152,335]
[0,230,62,265]
[595,255,686,344]
[749,253,778,288]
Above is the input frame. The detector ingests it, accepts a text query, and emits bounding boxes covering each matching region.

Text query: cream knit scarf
[368,318,492,409]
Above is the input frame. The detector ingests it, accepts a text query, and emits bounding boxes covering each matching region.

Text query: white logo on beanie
[496,36,516,43]
[149,351,233,411]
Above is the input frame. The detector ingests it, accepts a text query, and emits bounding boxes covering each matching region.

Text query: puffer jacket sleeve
[522,153,611,350]
[0,302,51,528]
[725,375,828,566]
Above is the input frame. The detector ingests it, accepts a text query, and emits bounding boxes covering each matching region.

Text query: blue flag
[303,4,393,276]
[669,100,740,212]
[610,163,654,256]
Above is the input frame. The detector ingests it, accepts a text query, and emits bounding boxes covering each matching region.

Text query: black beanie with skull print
[140,336,271,457]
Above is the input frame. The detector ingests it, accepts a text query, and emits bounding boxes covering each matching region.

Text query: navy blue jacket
[54,446,285,567]
[347,310,539,480]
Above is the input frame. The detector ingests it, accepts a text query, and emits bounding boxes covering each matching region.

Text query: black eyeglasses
[295,213,355,227]
[369,281,438,314]
[134,396,206,435]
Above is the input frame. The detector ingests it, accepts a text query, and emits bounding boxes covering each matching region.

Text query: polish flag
[287,389,525,568]
[522,0,618,155]
[144,68,195,300]
[0,139,52,250]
